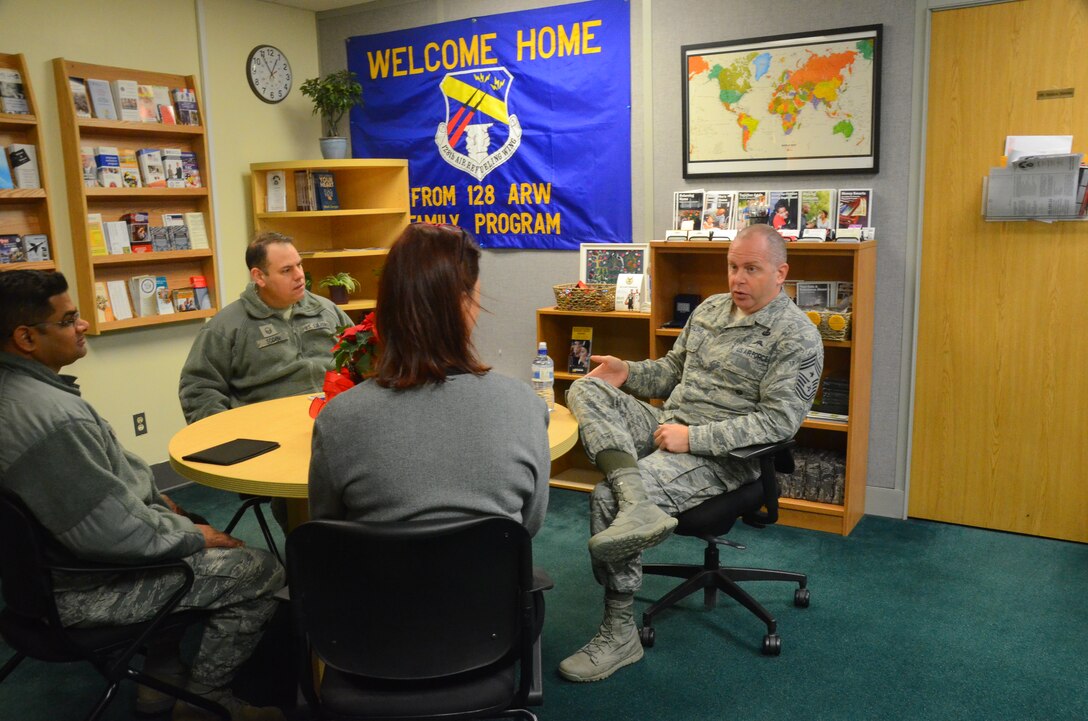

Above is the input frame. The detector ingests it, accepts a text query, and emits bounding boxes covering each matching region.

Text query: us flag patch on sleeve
[796,353,822,401]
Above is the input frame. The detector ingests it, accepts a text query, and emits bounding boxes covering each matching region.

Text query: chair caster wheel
[794,588,810,608]
[639,626,655,647]
[762,633,781,656]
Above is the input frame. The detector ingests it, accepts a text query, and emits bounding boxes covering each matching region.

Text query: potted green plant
[318,271,359,305]
[299,70,363,159]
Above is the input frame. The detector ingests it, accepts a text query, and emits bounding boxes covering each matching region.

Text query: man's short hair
[735,224,787,266]
[245,232,294,272]
[0,270,69,341]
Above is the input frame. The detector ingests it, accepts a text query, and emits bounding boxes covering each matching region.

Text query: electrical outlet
[133,412,147,436]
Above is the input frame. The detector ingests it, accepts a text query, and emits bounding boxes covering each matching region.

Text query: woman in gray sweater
[308,223,550,534]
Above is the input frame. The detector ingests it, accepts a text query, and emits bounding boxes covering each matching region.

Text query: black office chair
[0,487,228,721]
[286,516,548,721]
[223,494,282,564]
[639,439,810,656]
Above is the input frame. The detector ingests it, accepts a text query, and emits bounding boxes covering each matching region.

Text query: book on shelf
[103,220,132,255]
[0,150,12,189]
[106,279,133,320]
[110,79,140,122]
[136,148,166,187]
[615,273,647,311]
[94,146,121,188]
[136,84,158,123]
[86,213,108,256]
[128,275,158,317]
[567,326,593,375]
[184,212,209,249]
[151,85,174,124]
[68,77,92,118]
[149,225,171,252]
[121,212,150,252]
[93,282,115,323]
[172,287,197,312]
[795,281,833,309]
[768,190,801,233]
[162,212,185,226]
[801,189,836,232]
[806,410,848,423]
[312,171,340,210]
[0,234,24,263]
[85,78,117,120]
[0,68,29,114]
[7,144,40,188]
[172,88,200,126]
[79,146,96,187]
[22,234,49,261]
[118,148,142,188]
[190,275,212,310]
[161,148,185,188]
[154,276,175,315]
[837,188,872,229]
[266,170,287,212]
[167,224,191,251]
[180,151,201,188]
[293,170,312,211]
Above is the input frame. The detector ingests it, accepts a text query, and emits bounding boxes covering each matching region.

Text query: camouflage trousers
[567,377,757,594]
[55,546,284,689]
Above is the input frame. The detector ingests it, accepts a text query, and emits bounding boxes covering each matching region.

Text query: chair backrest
[0,487,65,623]
[286,516,533,682]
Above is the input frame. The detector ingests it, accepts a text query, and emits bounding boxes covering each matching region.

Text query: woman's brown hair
[373,223,489,388]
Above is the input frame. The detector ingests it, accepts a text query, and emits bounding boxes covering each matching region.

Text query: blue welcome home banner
[346,0,631,250]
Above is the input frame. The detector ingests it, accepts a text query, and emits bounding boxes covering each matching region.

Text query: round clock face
[247,45,292,104]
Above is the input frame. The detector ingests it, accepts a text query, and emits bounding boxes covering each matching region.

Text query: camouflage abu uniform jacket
[623,291,823,457]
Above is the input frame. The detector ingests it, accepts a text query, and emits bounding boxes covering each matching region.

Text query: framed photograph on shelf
[682,24,882,177]
[579,242,650,285]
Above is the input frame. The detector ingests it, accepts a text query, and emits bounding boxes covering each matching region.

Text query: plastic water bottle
[531,341,555,411]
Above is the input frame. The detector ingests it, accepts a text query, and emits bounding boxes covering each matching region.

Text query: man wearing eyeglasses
[0,270,286,720]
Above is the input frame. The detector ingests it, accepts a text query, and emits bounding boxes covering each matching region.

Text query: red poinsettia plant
[310,312,379,417]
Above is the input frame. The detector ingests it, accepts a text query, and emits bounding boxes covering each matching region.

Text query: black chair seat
[640,439,809,656]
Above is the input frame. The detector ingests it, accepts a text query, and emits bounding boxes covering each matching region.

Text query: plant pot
[319,137,349,159]
[328,286,349,305]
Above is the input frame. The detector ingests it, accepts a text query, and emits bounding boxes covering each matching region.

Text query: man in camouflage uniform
[0,270,285,721]
[559,225,823,682]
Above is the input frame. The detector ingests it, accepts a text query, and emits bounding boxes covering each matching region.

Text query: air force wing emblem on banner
[436,67,522,181]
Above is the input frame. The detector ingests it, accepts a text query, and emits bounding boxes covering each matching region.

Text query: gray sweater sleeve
[10,419,204,564]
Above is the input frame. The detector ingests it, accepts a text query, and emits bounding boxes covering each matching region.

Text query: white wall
[0,0,322,461]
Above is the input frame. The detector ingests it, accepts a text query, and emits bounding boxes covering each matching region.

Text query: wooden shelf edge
[779,497,845,517]
[0,188,47,200]
[0,113,37,126]
[85,187,208,198]
[801,418,850,432]
[92,308,215,334]
[336,299,377,312]
[300,249,389,259]
[250,159,408,171]
[0,261,55,272]
[537,306,651,319]
[91,249,213,266]
[257,207,408,219]
[75,117,204,135]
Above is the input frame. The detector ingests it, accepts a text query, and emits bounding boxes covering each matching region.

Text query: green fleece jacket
[179,284,351,423]
[0,353,204,572]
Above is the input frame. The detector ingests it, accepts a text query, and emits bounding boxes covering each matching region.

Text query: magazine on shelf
[7,144,40,188]
[110,79,140,122]
[837,188,873,229]
[94,282,115,323]
[702,190,736,231]
[0,68,29,114]
[567,326,593,375]
[673,190,705,230]
[736,191,769,228]
[801,189,836,231]
[106,279,133,320]
[85,78,117,120]
[768,190,800,233]
[68,77,92,118]
[22,234,49,261]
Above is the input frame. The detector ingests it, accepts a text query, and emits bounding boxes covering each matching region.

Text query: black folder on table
[182,438,280,465]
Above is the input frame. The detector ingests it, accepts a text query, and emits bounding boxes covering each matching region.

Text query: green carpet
[2,484,1086,720]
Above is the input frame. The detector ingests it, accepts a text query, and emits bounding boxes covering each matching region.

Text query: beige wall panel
[911,0,1088,542]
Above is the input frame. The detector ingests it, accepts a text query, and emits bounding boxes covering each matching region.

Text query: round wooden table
[169,394,579,528]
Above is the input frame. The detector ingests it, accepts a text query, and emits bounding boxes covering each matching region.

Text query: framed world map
[682,25,882,177]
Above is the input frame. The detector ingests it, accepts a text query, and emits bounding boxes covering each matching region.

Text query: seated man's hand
[586,355,629,387]
[653,423,690,453]
[197,524,244,549]
[160,492,181,514]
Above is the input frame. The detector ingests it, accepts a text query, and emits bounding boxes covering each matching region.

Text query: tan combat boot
[559,595,644,682]
[588,468,677,563]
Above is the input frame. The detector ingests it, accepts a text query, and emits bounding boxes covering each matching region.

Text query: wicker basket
[805,309,852,341]
[553,283,616,312]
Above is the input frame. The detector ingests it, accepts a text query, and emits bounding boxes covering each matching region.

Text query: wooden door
[911,0,1088,543]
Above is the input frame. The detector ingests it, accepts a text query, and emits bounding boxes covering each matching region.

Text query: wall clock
[247,45,292,104]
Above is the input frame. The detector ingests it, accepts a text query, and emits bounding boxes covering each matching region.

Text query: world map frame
[681,24,882,178]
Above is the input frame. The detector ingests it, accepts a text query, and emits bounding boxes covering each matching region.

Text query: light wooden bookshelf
[536,240,876,536]
[0,53,58,272]
[250,159,410,316]
[52,58,219,334]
